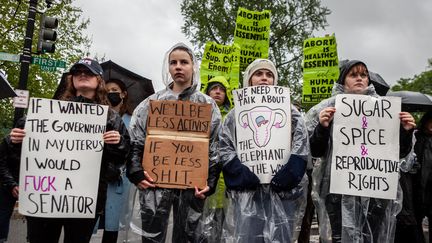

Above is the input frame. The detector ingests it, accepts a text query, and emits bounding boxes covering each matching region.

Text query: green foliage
[391,59,432,123]
[180,0,330,100]
[0,0,91,137]
[391,59,432,95]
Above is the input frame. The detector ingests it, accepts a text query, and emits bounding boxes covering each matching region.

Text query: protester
[8,58,130,243]
[394,152,425,243]
[413,111,432,243]
[203,76,232,117]
[126,42,221,243]
[92,78,132,243]
[197,76,233,242]
[0,119,24,243]
[305,60,416,243]
[218,59,309,242]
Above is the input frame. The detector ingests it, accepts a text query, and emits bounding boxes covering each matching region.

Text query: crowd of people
[0,42,431,243]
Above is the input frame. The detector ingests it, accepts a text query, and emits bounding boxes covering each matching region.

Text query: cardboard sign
[142,135,209,189]
[147,100,212,138]
[144,100,212,189]
[19,98,108,218]
[233,86,291,183]
[330,94,401,199]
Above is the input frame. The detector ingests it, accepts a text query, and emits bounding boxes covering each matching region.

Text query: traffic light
[37,14,59,53]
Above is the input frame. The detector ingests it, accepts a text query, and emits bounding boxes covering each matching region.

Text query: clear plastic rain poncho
[217,59,310,243]
[304,81,404,243]
[122,43,222,243]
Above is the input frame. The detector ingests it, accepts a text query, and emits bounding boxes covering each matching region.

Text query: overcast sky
[73,0,432,92]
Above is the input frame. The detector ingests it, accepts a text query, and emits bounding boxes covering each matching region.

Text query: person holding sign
[305,60,416,243]
[218,59,310,242]
[126,43,221,243]
[8,58,130,243]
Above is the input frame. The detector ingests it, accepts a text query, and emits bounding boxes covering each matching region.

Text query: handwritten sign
[143,136,208,189]
[144,100,212,189]
[331,94,401,199]
[19,98,108,218]
[147,100,212,138]
[233,86,291,183]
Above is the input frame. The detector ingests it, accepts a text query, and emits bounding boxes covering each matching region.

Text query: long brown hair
[60,74,109,105]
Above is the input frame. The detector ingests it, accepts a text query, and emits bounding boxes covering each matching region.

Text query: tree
[0,0,91,137]
[180,0,330,99]
[391,58,432,95]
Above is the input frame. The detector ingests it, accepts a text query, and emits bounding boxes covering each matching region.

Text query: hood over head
[337,59,370,85]
[161,42,200,90]
[203,76,232,110]
[243,59,278,87]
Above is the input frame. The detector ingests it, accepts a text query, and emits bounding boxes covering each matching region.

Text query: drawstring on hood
[243,59,278,87]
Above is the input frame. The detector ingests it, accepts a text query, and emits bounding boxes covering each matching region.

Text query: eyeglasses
[70,69,95,77]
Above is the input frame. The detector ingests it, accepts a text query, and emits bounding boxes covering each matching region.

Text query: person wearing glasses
[8,58,130,243]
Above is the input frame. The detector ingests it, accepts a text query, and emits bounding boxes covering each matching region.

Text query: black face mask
[107,92,122,106]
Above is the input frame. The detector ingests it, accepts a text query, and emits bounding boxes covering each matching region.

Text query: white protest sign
[330,94,401,199]
[233,86,291,183]
[19,98,108,218]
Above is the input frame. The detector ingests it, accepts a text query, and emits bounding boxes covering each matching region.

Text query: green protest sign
[200,42,240,91]
[302,35,339,105]
[234,7,271,73]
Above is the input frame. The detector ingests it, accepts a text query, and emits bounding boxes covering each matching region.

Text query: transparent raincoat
[123,43,222,243]
[305,79,411,243]
[217,59,309,243]
[197,76,233,243]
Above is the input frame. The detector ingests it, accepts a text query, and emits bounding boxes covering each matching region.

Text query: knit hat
[243,59,278,87]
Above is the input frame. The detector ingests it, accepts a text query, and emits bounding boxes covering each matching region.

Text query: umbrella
[387,90,432,112]
[101,60,155,112]
[369,71,390,96]
[53,60,155,113]
[0,70,17,99]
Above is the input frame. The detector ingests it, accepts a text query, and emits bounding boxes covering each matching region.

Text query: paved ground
[6,208,429,242]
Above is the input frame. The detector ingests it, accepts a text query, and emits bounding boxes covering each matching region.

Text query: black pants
[26,216,97,243]
[140,189,204,243]
[0,186,17,241]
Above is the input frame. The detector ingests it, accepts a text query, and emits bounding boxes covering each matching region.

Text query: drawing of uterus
[239,106,287,147]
